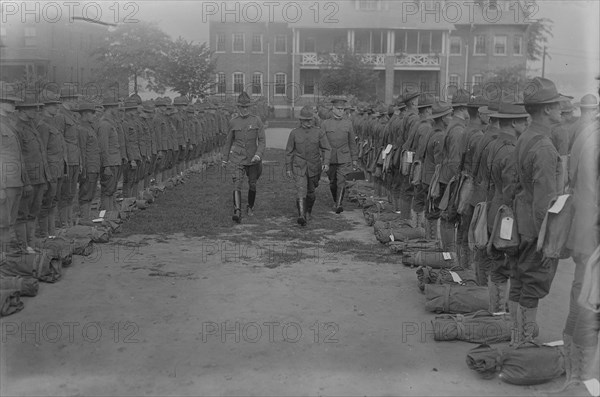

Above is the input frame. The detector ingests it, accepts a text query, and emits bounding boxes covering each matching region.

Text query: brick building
[209,0,529,117]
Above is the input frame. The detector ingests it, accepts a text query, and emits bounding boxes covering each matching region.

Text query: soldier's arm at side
[285,130,296,173]
[222,120,235,162]
[532,143,559,232]
[319,128,332,166]
[255,117,266,160]
[347,121,358,162]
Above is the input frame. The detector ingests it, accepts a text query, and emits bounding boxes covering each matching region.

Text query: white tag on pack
[449,271,462,283]
[390,234,395,242]
[442,252,452,260]
[405,151,414,163]
[99,210,106,218]
[500,217,513,240]
[548,194,570,214]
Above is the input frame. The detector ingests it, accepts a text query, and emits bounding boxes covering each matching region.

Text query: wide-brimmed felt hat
[515,77,572,105]
[574,94,599,109]
[467,95,488,108]
[40,90,62,105]
[451,89,471,107]
[417,93,435,109]
[123,101,139,110]
[0,82,23,103]
[489,102,529,119]
[236,91,252,107]
[401,87,421,103]
[430,101,453,119]
[173,96,189,106]
[59,86,81,100]
[329,97,348,107]
[298,105,314,120]
[101,97,119,107]
[478,106,492,115]
[15,91,43,108]
[488,101,501,112]
[73,102,96,113]
[560,101,574,113]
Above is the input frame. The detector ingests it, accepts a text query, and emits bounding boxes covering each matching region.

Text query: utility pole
[542,46,547,78]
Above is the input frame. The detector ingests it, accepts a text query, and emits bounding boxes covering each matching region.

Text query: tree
[319,47,379,101]
[477,64,528,102]
[526,17,553,62]
[93,21,171,94]
[159,37,216,98]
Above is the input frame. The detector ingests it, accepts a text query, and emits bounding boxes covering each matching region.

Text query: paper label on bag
[384,144,393,154]
[449,271,462,283]
[548,194,570,214]
[390,234,395,242]
[99,210,106,218]
[500,217,513,240]
[405,151,414,163]
[543,340,564,347]
[583,379,600,397]
[442,252,452,260]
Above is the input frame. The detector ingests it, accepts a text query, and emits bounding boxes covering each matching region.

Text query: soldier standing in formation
[285,105,331,226]
[222,91,266,223]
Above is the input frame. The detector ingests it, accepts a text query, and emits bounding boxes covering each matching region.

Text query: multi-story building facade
[209,0,529,117]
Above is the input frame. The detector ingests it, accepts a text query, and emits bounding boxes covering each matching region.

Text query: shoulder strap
[517,134,546,173]
[423,128,440,160]
[472,136,497,178]
[486,140,514,190]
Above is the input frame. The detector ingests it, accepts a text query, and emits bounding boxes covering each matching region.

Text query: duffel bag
[424,284,489,314]
[0,289,24,317]
[403,251,458,269]
[59,225,110,244]
[466,344,502,379]
[0,251,62,283]
[469,201,489,250]
[432,310,511,343]
[389,239,442,254]
[537,194,574,260]
[488,204,519,256]
[39,237,74,266]
[498,342,565,385]
[416,265,478,291]
[374,225,426,244]
[0,275,39,297]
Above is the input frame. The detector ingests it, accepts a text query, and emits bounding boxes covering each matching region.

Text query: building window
[357,0,380,10]
[449,74,460,88]
[274,35,287,53]
[216,33,226,52]
[275,73,286,95]
[474,35,486,55]
[233,72,245,94]
[472,74,483,92]
[0,26,7,45]
[449,37,462,55]
[303,79,315,95]
[494,35,507,55]
[251,73,262,95]
[419,32,432,54]
[304,37,316,53]
[216,73,226,94]
[513,36,522,55]
[252,34,263,53]
[24,26,36,47]
[232,33,244,53]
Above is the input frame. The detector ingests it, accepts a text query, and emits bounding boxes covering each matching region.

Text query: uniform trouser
[294,172,320,201]
[231,162,262,191]
[490,253,511,284]
[457,204,475,268]
[0,187,22,251]
[564,254,590,338]
[572,304,600,347]
[122,162,138,197]
[78,172,99,205]
[17,183,46,223]
[39,179,59,218]
[473,247,493,286]
[327,163,353,194]
[413,182,427,213]
[509,238,559,308]
[58,165,79,209]
[100,166,121,198]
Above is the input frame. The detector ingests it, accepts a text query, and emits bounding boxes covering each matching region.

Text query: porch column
[387,30,395,54]
[347,29,354,51]
[384,56,395,104]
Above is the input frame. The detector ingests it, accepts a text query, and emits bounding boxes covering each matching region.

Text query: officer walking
[285,105,331,226]
[321,98,358,214]
[75,102,101,223]
[222,92,266,223]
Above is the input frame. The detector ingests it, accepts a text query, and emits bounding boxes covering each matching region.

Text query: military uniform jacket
[1,115,28,188]
[514,120,562,239]
[486,131,518,232]
[96,115,122,167]
[396,109,419,150]
[123,113,142,162]
[115,114,127,161]
[15,117,51,185]
[285,126,331,177]
[421,124,445,185]
[469,126,500,206]
[78,119,101,174]
[462,120,486,174]
[58,108,81,166]
[566,119,599,256]
[37,115,67,179]
[321,117,357,164]
[550,121,568,156]
[223,114,265,166]
[439,116,467,184]
[137,117,152,158]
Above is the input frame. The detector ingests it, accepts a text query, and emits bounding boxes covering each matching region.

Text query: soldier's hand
[352,160,358,169]
[23,185,33,197]
[103,167,113,176]
[322,164,329,173]
[130,161,137,169]
[221,160,228,168]
[251,155,261,163]
[286,170,293,180]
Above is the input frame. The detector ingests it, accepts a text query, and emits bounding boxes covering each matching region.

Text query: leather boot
[15,222,30,253]
[335,187,345,214]
[489,281,508,313]
[548,339,598,396]
[232,191,242,223]
[330,186,337,205]
[508,300,521,347]
[80,203,91,223]
[393,197,401,213]
[399,197,412,220]
[66,205,74,227]
[100,196,111,212]
[296,198,307,226]
[306,196,315,222]
[58,206,68,228]
[519,305,538,342]
[37,216,49,239]
[247,190,256,216]
[440,220,456,252]
[417,211,426,229]
[26,220,38,250]
[47,207,57,237]
[0,227,19,254]
[410,209,418,228]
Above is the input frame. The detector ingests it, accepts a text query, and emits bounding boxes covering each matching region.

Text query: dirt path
[0,206,576,396]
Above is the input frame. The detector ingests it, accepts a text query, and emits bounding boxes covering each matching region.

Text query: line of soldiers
[0,82,230,255]
[349,77,599,393]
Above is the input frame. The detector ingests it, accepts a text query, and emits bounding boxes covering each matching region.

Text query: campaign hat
[515,77,572,105]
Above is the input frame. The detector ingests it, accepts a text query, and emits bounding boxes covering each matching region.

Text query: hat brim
[298,116,313,120]
[575,103,599,109]
[431,109,453,119]
[489,112,529,119]
[515,94,573,106]
[451,102,468,108]
[402,92,420,103]
[0,95,24,103]
[73,108,96,113]
[16,103,43,108]
[417,102,434,109]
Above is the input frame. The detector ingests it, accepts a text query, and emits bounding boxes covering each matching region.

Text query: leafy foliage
[526,17,553,62]
[319,47,379,101]
[476,64,528,102]
[159,37,216,98]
